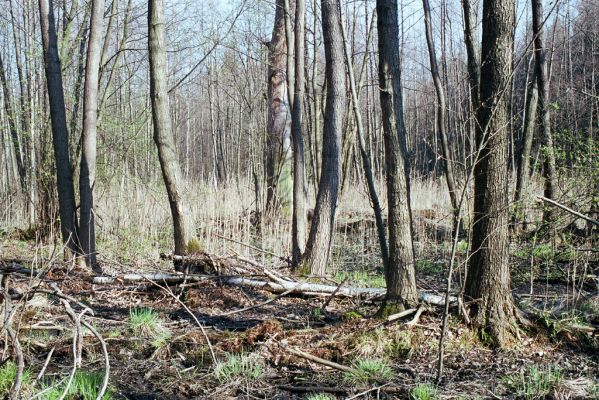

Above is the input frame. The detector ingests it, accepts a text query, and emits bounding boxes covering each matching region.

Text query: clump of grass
[502,365,563,400]
[410,383,440,400]
[38,371,113,400]
[0,361,30,396]
[307,394,337,400]
[128,308,170,342]
[344,358,393,385]
[213,353,263,383]
[334,270,386,288]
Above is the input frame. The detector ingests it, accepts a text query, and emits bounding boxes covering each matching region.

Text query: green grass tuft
[410,383,440,400]
[502,365,563,400]
[128,308,170,341]
[344,358,393,385]
[213,353,263,383]
[0,361,30,396]
[307,394,337,400]
[38,371,113,400]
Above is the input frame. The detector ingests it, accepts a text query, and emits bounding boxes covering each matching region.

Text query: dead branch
[2,276,24,400]
[286,347,354,373]
[35,347,55,382]
[385,307,418,323]
[536,195,599,227]
[60,299,87,400]
[217,284,301,316]
[80,319,110,400]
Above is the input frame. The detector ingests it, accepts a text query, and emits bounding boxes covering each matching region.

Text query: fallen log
[92,272,453,305]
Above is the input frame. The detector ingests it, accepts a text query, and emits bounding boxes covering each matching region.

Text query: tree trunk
[465,0,519,347]
[38,0,80,256]
[339,8,389,271]
[422,0,463,233]
[512,59,538,232]
[376,0,418,308]
[531,0,558,227]
[148,0,190,255]
[79,0,104,271]
[291,0,307,265]
[0,53,26,189]
[266,0,293,213]
[302,0,345,276]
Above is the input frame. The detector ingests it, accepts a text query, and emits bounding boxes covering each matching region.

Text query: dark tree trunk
[38,0,80,256]
[79,0,104,271]
[465,0,519,347]
[531,0,558,227]
[302,0,345,276]
[291,0,307,265]
[0,53,26,189]
[376,0,418,307]
[148,0,190,255]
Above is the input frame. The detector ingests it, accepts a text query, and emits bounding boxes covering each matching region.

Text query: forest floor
[0,215,598,399]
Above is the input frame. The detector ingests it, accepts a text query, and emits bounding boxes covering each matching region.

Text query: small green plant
[416,259,443,274]
[502,365,563,400]
[307,394,337,400]
[334,270,386,288]
[186,237,203,253]
[342,310,364,321]
[128,308,169,340]
[213,353,263,383]
[344,358,393,385]
[0,361,30,396]
[410,383,440,400]
[38,371,113,400]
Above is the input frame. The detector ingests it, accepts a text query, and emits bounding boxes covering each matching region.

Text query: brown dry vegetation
[1,180,597,399]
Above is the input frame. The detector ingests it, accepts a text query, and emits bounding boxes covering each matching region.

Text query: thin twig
[35,347,55,382]
[140,276,217,364]
[212,233,291,264]
[321,278,347,311]
[218,284,300,316]
[536,195,599,226]
[80,319,110,400]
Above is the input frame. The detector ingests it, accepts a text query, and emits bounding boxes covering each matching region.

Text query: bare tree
[422,0,463,233]
[38,0,80,256]
[532,0,558,226]
[339,6,389,270]
[291,0,307,265]
[376,0,418,308]
[512,60,538,231]
[0,53,26,189]
[465,0,519,347]
[148,0,190,255]
[302,0,345,275]
[79,0,104,271]
[266,0,293,213]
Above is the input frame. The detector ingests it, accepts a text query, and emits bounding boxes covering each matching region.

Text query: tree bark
[291,0,307,265]
[465,0,519,347]
[302,0,345,276]
[148,0,190,255]
[531,0,558,227]
[38,0,80,256]
[376,0,418,307]
[266,0,293,213]
[79,0,104,271]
